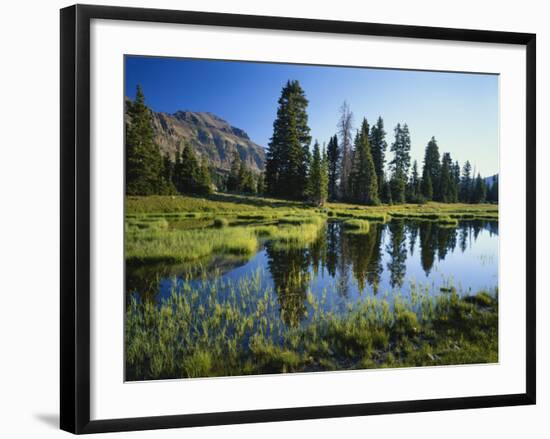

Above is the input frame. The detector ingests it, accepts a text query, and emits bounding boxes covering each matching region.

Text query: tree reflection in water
[263,219,497,325]
[265,242,311,327]
[127,219,498,328]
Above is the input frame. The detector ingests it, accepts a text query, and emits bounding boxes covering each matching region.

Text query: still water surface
[127,219,498,326]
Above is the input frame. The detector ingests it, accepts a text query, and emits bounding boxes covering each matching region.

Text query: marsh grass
[125,196,499,381]
[253,220,326,249]
[436,217,459,226]
[126,209,327,263]
[125,270,498,380]
[125,227,259,263]
[125,217,169,232]
[342,219,371,233]
[125,195,497,285]
[278,215,325,225]
[126,195,497,219]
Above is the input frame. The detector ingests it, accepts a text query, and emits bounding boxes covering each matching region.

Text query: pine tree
[389,123,411,204]
[390,176,406,204]
[407,160,422,202]
[178,143,200,194]
[320,145,329,205]
[195,157,213,195]
[162,152,177,194]
[125,85,165,195]
[338,101,354,200]
[452,161,461,191]
[381,174,393,204]
[349,118,379,205]
[173,146,182,191]
[369,116,387,200]
[265,80,312,199]
[487,176,499,203]
[308,140,328,206]
[421,136,441,201]
[471,173,486,203]
[163,152,173,185]
[460,160,472,203]
[268,81,312,198]
[226,151,241,192]
[326,135,340,201]
[238,160,256,194]
[348,131,359,200]
[471,173,487,203]
[256,172,266,195]
[440,152,457,203]
[422,173,433,200]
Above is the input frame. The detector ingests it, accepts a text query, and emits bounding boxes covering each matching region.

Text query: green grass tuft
[125,272,499,381]
[342,219,370,233]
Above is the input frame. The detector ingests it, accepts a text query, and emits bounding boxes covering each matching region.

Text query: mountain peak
[170,110,251,141]
[148,109,264,173]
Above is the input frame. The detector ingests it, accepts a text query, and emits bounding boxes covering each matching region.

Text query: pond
[126,219,498,328]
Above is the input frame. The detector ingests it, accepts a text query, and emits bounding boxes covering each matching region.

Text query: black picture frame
[60,4,536,434]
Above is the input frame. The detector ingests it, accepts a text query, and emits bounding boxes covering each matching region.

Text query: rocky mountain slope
[125,98,265,174]
[149,108,265,173]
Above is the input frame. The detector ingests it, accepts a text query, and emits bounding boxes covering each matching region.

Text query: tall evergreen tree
[389,123,411,204]
[452,161,461,191]
[173,145,182,191]
[308,140,328,206]
[320,145,329,205]
[265,80,312,199]
[381,175,393,204]
[369,116,387,199]
[178,143,200,194]
[162,152,173,185]
[162,152,177,194]
[256,172,266,195]
[472,173,487,203]
[195,157,213,195]
[422,173,433,200]
[421,136,441,201]
[326,135,340,201]
[338,101,354,200]
[407,160,422,202]
[349,118,379,205]
[440,152,457,202]
[238,160,248,192]
[348,130,360,200]
[126,85,166,195]
[226,151,241,192]
[460,160,473,203]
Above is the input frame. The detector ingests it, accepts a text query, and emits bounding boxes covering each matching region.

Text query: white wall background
[0,0,546,437]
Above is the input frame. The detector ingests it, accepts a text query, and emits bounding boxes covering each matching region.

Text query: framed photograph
[60,4,536,434]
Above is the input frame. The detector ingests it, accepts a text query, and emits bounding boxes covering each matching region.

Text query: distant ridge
[126,98,266,174]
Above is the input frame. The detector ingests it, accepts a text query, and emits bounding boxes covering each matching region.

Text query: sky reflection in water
[128,220,498,323]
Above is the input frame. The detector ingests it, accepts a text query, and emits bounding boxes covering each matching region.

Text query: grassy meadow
[126,193,497,264]
[125,194,498,380]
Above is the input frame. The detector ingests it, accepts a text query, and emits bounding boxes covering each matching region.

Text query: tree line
[126,85,212,196]
[126,82,498,205]
[264,80,498,206]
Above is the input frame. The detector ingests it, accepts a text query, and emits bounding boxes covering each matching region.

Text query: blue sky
[125,56,499,177]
